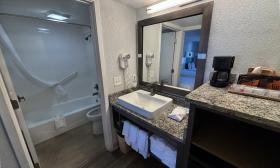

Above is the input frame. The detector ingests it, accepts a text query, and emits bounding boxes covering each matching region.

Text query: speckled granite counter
[109,89,188,142]
[186,83,280,132]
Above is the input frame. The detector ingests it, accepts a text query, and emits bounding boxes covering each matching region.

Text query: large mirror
[142,15,202,90]
[138,2,213,95]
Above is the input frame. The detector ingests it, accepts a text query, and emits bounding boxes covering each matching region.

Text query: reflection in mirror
[142,14,202,90]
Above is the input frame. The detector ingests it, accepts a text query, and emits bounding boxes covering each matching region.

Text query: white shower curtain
[0,24,77,95]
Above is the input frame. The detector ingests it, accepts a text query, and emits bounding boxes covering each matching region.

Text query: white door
[0,48,40,166]
[159,31,176,85]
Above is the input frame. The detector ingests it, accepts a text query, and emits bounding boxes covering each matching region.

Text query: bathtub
[26,96,100,145]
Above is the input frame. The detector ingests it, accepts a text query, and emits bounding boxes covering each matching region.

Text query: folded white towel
[162,144,177,168]
[137,129,149,159]
[129,124,139,152]
[150,135,177,168]
[122,121,131,145]
[168,106,189,122]
[150,136,166,155]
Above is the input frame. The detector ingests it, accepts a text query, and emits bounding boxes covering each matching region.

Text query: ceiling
[115,0,163,8]
[168,14,202,28]
[0,0,91,26]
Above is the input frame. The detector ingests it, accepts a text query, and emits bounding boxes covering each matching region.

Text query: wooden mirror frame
[137,1,213,97]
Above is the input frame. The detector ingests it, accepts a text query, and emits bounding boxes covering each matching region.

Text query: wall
[0,15,98,121]
[137,0,280,82]
[97,0,137,151]
[204,0,280,81]
[99,0,137,94]
[143,24,162,83]
[0,118,20,168]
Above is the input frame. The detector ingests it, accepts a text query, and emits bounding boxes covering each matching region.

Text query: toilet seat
[86,107,101,122]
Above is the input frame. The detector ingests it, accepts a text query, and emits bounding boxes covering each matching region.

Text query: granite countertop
[186,83,280,131]
[109,89,188,142]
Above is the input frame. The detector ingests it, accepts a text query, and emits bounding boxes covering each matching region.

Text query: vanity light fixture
[146,0,200,14]
[46,11,70,22]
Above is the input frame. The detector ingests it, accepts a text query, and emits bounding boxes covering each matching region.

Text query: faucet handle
[160,80,164,86]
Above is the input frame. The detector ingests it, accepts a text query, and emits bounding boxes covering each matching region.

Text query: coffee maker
[210,56,235,87]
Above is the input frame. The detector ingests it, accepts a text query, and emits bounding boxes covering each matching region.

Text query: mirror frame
[137,1,214,97]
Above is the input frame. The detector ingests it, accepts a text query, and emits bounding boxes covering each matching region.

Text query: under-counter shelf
[191,110,280,168]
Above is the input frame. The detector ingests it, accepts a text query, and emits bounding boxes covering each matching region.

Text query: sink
[117,90,173,119]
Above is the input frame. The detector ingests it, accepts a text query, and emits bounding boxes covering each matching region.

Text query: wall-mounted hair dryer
[145,53,154,67]
[119,53,131,70]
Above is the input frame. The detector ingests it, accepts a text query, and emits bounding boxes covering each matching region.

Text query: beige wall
[137,0,280,82]
[205,0,280,81]
[143,24,162,83]
[98,0,137,151]
[100,0,137,94]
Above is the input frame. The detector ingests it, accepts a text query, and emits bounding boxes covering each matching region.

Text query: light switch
[114,76,122,86]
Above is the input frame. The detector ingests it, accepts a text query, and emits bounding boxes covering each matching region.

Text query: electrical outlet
[132,74,137,83]
[114,76,122,86]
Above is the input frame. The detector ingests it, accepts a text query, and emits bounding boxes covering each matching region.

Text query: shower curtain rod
[0,13,91,28]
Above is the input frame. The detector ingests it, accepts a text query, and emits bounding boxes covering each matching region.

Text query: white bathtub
[25,96,100,145]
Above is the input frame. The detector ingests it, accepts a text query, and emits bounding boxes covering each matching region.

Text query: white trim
[181,25,201,31]
[162,22,183,31]
[0,72,33,167]
[0,46,39,165]
[90,0,115,151]
[172,31,184,86]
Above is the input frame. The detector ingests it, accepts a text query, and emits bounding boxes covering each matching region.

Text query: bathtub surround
[0,25,78,96]
[0,15,98,106]
[136,0,280,82]
[0,13,101,144]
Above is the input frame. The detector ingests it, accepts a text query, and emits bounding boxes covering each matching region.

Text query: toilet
[86,107,103,135]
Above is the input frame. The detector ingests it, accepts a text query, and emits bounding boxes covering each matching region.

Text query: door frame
[89,0,115,151]
[0,0,114,167]
[0,49,34,167]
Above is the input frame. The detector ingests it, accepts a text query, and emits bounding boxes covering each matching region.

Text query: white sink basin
[117,90,173,119]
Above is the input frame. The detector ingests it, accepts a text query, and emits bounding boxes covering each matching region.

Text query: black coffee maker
[210,56,235,87]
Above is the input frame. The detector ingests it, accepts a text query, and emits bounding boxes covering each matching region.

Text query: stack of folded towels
[122,121,149,159]
[150,135,177,168]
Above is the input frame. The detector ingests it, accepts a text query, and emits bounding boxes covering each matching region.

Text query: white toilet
[86,107,103,135]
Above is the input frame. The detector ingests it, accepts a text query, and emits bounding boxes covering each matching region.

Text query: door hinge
[171,69,175,74]
[10,99,19,110]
